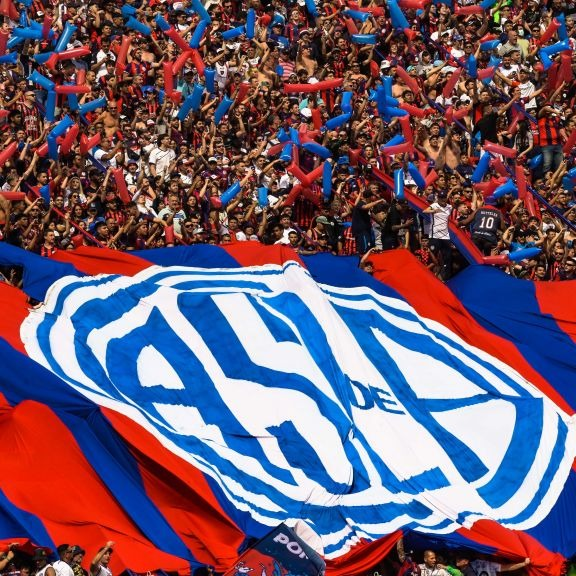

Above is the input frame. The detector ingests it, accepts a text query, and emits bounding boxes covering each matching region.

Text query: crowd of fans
[0,0,574,282]
[0,542,536,576]
[0,542,113,576]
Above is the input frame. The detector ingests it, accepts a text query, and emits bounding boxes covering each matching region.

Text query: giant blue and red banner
[0,244,574,576]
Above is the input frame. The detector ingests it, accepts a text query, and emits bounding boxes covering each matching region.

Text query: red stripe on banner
[457,520,565,576]
[534,281,576,345]
[52,247,151,276]
[0,283,31,353]
[370,251,573,416]
[101,408,244,572]
[325,531,402,576]
[0,401,189,574]
[222,243,303,267]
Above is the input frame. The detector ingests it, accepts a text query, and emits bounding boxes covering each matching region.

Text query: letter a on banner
[222,524,325,576]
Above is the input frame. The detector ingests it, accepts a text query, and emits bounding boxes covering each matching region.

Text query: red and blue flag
[0,243,574,576]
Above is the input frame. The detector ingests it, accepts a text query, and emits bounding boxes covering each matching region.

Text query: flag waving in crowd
[0,243,574,576]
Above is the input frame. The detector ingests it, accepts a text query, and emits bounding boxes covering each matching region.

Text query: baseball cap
[316,216,330,225]
[33,549,48,561]
[208,156,218,162]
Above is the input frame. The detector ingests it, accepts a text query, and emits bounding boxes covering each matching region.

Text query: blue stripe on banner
[525,469,576,555]
[0,242,83,301]
[448,266,576,411]
[0,487,55,548]
[133,245,242,269]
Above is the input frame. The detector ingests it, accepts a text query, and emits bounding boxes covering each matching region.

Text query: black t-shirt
[474,112,499,144]
[351,201,372,234]
[473,207,501,239]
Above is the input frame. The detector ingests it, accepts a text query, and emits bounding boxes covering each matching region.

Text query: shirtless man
[95,101,120,138]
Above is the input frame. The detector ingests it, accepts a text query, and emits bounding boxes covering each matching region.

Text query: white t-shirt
[429,203,452,240]
[148,147,176,179]
[52,561,74,576]
[518,80,536,110]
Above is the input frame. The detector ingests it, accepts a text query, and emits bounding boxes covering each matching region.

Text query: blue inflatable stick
[394,168,405,200]
[325,113,351,130]
[509,247,541,262]
[214,96,234,125]
[189,19,208,48]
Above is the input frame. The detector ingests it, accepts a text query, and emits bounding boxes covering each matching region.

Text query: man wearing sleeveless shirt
[90,542,114,576]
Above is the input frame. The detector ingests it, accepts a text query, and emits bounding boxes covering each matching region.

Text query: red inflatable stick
[235,82,251,103]
[284,184,304,206]
[507,113,522,135]
[311,108,322,130]
[301,186,321,206]
[79,133,101,155]
[0,0,19,21]
[172,51,193,74]
[479,33,499,43]
[347,2,385,16]
[163,61,175,95]
[0,191,26,201]
[59,125,80,155]
[0,142,17,167]
[477,66,496,80]
[558,51,573,85]
[453,105,471,120]
[305,164,325,184]
[349,148,361,166]
[55,85,91,95]
[442,68,463,98]
[165,27,190,52]
[515,163,527,200]
[0,30,9,55]
[399,115,413,143]
[344,17,358,35]
[288,162,311,186]
[57,47,91,61]
[490,156,508,177]
[42,13,53,40]
[75,68,86,86]
[115,35,132,75]
[445,106,454,125]
[484,141,517,158]
[538,18,561,45]
[112,167,132,204]
[190,49,205,76]
[483,255,509,266]
[284,78,343,93]
[396,66,421,95]
[455,5,483,14]
[524,191,538,218]
[399,102,430,118]
[425,169,438,187]
[398,0,427,8]
[164,225,175,245]
[266,142,287,156]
